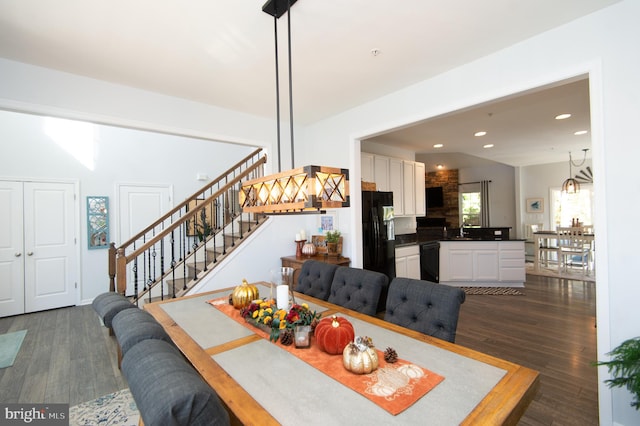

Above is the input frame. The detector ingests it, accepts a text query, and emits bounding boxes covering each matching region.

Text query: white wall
[304,2,639,424]
[458,163,516,230]
[1,1,639,423]
[519,160,594,232]
[0,109,256,303]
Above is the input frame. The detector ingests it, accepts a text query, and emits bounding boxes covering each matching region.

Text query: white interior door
[0,181,25,317]
[0,180,77,317]
[117,183,172,295]
[23,182,77,313]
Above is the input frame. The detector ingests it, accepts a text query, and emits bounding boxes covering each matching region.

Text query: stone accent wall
[425,169,459,228]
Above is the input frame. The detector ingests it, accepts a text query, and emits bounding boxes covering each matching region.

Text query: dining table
[144,282,539,425]
[533,230,595,273]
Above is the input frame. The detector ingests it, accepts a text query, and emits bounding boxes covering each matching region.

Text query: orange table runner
[209,298,444,415]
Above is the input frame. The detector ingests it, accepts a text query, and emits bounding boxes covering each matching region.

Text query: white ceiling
[366,77,592,170]
[0,0,617,167]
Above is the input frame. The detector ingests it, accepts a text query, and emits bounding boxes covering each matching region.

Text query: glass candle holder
[294,325,311,348]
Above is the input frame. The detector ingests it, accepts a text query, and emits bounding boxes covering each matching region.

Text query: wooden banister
[118,149,266,250]
[124,167,258,261]
[111,148,267,299]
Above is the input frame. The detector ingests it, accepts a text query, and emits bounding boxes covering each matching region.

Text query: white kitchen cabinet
[415,162,426,216]
[439,241,524,284]
[374,156,390,191]
[402,160,415,216]
[395,245,420,279]
[499,241,526,281]
[389,158,403,215]
[361,153,425,218]
[361,152,374,184]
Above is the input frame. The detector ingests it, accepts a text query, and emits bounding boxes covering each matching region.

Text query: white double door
[0,180,77,317]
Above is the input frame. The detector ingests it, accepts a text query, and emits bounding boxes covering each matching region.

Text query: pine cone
[310,317,320,333]
[384,347,398,363]
[280,329,294,346]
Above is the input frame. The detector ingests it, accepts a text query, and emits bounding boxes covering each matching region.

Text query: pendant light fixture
[561,149,588,194]
[240,0,350,214]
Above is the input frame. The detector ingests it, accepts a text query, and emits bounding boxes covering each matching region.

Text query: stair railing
[108,148,267,302]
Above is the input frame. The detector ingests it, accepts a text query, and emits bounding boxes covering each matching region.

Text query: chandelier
[240,0,350,214]
[561,149,588,194]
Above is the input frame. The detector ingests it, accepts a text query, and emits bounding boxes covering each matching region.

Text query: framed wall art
[87,196,109,249]
[526,198,544,213]
[317,212,338,233]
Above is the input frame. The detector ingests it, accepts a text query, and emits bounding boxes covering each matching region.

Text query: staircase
[108,148,268,304]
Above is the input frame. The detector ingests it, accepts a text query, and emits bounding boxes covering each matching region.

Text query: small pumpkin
[314,315,355,355]
[343,336,379,374]
[231,279,259,309]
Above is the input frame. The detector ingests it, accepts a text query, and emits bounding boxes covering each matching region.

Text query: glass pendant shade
[561,177,580,194]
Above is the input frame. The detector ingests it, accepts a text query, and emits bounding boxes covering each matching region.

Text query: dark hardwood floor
[0,273,597,424]
[0,304,126,407]
[456,274,598,425]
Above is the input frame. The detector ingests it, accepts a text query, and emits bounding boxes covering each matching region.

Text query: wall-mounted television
[426,186,444,208]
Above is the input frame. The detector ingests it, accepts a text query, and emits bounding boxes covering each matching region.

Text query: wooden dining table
[144,282,539,425]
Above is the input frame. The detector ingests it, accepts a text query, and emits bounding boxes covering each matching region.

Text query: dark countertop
[396,230,523,248]
[395,238,525,247]
[439,238,525,242]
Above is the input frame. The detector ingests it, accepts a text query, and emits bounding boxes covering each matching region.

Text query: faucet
[459,227,465,238]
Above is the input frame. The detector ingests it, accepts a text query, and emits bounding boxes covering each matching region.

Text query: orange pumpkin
[314,315,355,355]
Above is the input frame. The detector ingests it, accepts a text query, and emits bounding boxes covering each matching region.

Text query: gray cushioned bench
[92,291,138,334]
[122,339,230,426]
[111,308,175,368]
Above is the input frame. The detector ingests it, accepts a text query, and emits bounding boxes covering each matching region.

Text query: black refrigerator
[362,191,396,290]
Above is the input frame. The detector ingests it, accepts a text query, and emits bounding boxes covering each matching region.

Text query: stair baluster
[109,148,268,303]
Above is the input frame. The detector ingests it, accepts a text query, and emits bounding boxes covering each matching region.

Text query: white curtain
[480,180,490,227]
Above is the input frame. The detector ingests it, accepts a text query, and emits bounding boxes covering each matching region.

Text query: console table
[281,254,350,284]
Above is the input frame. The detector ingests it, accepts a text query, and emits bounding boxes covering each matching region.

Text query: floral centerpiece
[240,300,321,343]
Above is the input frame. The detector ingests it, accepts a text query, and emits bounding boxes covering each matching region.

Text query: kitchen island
[439,239,525,287]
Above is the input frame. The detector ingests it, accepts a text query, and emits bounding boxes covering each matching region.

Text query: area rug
[0,329,27,369]
[462,287,524,296]
[69,389,139,426]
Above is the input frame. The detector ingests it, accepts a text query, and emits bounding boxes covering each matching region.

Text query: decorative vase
[302,242,316,257]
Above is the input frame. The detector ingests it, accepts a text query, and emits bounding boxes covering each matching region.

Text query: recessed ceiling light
[555,113,572,120]
[574,130,588,135]
[474,131,487,137]
[483,144,494,149]
[433,143,443,148]
[370,48,381,57]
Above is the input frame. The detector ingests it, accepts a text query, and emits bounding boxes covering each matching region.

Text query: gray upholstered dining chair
[384,277,466,343]
[327,267,388,316]
[295,260,339,301]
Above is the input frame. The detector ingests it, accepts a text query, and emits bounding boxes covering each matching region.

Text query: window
[550,184,594,228]
[460,191,481,227]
